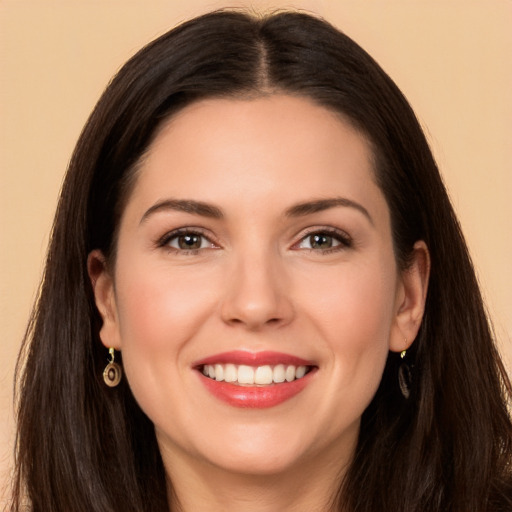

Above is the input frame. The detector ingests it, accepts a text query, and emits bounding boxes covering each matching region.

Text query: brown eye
[295,230,350,252]
[309,234,334,249]
[177,234,203,250]
[163,231,214,252]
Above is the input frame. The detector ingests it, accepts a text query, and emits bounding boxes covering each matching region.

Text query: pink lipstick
[193,351,317,408]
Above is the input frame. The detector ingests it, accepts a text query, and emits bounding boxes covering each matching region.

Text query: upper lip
[193,350,316,368]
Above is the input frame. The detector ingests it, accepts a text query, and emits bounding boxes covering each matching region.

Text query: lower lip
[198,370,315,408]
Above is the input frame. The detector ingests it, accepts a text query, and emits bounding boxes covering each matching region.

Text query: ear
[87,249,122,350]
[389,240,430,353]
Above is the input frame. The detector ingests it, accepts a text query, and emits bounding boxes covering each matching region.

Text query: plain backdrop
[1,0,511,501]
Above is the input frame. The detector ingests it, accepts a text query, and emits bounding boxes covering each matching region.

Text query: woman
[11,9,512,512]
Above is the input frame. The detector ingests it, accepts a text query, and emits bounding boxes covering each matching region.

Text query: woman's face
[90,95,427,481]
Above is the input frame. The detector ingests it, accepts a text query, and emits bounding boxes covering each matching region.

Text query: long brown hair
[11,10,512,512]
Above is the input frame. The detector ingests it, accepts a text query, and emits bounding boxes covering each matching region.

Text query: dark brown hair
[11,10,512,512]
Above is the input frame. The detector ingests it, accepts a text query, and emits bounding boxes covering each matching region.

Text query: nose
[220,249,294,330]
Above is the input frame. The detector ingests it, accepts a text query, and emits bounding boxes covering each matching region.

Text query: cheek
[110,263,223,420]
[301,256,397,340]
[299,256,397,389]
[114,263,218,351]
[111,263,221,423]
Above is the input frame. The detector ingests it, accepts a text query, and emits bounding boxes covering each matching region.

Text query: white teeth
[296,366,306,379]
[254,365,273,385]
[237,365,254,384]
[224,364,237,382]
[273,364,286,383]
[201,363,310,385]
[214,364,224,381]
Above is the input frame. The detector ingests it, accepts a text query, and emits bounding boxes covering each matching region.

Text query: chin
[191,420,336,477]
[206,444,307,477]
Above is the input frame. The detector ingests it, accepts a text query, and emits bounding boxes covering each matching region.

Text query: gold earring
[398,339,412,399]
[103,347,122,387]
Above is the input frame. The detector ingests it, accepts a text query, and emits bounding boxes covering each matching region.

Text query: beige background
[1,0,511,501]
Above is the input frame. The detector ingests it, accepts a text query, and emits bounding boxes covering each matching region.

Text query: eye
[159,229,216,252]
[295,229,351,252]
[171,233,207,250]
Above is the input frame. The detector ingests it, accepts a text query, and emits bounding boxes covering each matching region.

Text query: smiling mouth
[200,363,313,386]
[194,351,317,408]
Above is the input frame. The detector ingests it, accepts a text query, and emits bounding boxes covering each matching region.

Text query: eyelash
[156,228,217,255]
[293,227,352,254]
[156,227,352,255]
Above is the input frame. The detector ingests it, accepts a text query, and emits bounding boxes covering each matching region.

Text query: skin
[89,95,429,511]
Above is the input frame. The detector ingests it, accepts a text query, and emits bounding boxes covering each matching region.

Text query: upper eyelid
[155,225,351,248]
[294,226,351,240]
[291,227,353,249]
[157,227,218,247]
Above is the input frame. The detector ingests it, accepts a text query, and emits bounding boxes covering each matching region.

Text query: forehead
[124,94,387,224]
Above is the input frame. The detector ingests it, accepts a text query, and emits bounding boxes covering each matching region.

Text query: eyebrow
[140,196,373,225]
[140,199,224,224]
[285,197,374,225]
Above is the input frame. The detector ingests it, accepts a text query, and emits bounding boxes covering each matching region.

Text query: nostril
[225,316,284,329]
[219,273,295,329]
